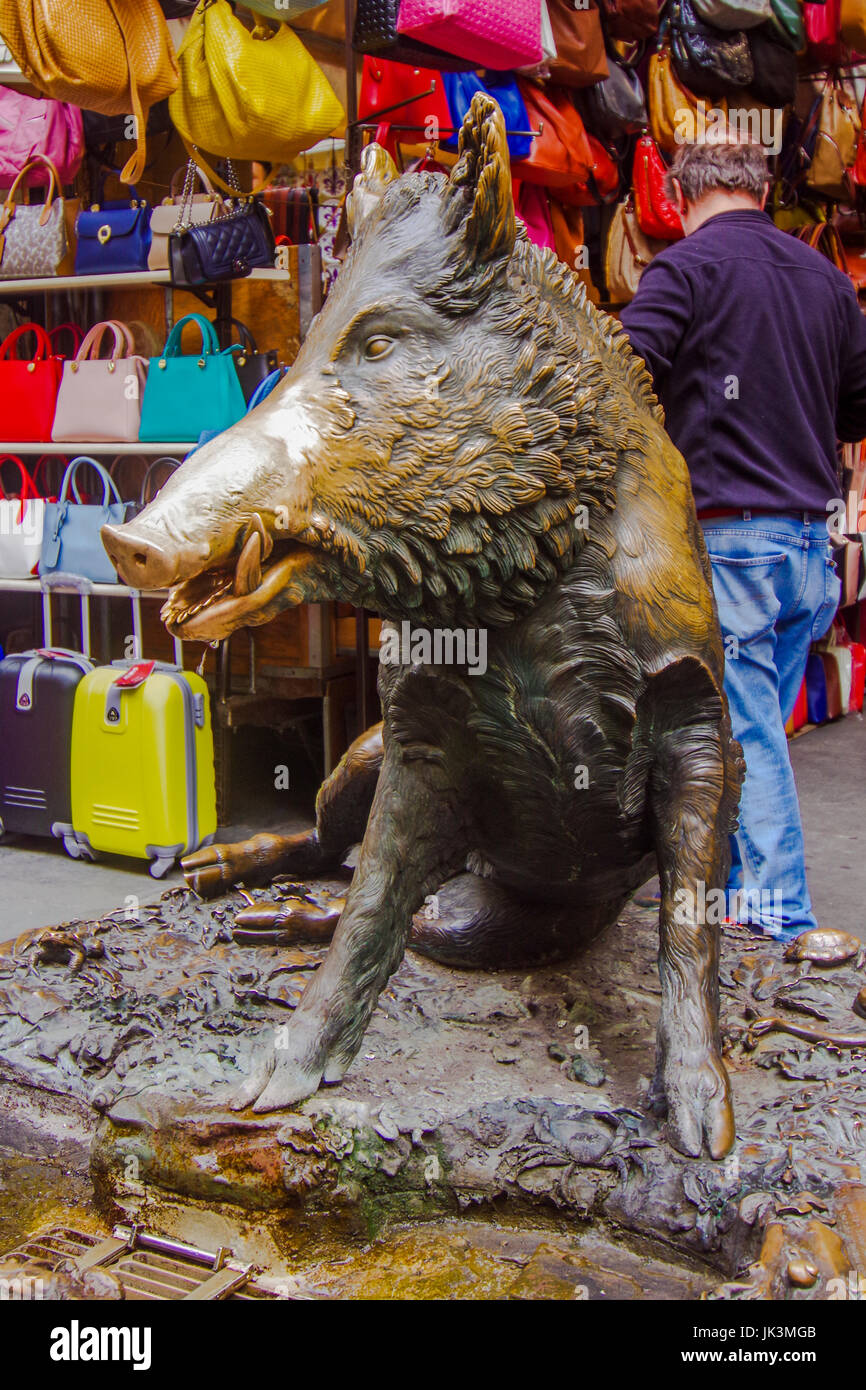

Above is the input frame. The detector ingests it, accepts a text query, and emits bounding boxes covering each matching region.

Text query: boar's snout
[101,522,212,591]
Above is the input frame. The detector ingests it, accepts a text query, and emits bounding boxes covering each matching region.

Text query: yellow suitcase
[68,659,216,877]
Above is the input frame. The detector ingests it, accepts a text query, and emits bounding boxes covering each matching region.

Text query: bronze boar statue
[103,96,743,1159]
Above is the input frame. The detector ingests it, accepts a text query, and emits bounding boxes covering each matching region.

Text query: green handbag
[767,0,806,52]
[139,313,246,443]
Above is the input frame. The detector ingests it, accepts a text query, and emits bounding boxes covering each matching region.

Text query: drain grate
[0,1224,285,1300]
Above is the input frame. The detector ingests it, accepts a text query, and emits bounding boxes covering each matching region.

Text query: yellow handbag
[841,0,866,50]
[0,0,178,185]
[807,84,860,200]
[169,0,345,191]
[647,47,727,154]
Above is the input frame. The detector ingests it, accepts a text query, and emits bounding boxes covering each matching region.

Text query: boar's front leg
[232,736,466,1112]
[647,686,738,1160]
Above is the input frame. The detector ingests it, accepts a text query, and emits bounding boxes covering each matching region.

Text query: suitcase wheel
[63,835,99,863]
[149,855,175,880]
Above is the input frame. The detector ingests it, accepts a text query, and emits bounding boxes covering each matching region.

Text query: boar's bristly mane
[301,97,666,632]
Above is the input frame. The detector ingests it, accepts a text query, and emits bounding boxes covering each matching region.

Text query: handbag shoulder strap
[163,313,219,357]
[0,322,52,361]
[61,456,124,507]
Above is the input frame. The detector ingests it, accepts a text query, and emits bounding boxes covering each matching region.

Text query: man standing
[620,139,866,939]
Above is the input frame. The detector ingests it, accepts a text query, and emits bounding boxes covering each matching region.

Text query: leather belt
[696,508,828,523]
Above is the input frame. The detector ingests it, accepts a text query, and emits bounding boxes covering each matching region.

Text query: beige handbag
[0,155,68,280]
[605,198,667,305]
[808,84,860,200]
[147,162,222,271]
[52,320,148,444]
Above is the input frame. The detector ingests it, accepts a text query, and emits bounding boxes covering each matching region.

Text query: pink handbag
[516,182,557,254]
[0,87,84,188]
[52,321,148,444]
[396,0,543,70]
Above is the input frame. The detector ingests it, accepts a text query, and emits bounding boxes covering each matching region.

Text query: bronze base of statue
[1,885,864,1297]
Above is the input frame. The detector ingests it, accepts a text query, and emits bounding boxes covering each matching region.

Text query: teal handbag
[139,313,246,443]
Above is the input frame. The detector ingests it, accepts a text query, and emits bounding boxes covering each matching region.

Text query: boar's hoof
[183,844,245,898]
[659,1054,735,1161]
[231,1015,341,1112]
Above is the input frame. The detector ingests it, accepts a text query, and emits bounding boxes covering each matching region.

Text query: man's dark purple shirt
[618,208,866,513]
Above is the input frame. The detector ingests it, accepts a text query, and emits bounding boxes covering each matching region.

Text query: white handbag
[147,162,222,272]
[52,320,148,444]
[0,456,45,578]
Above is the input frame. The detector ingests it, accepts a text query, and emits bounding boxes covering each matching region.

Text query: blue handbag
[139,313,248,443]
[74,189,152,276]
[441,73,533,160]
[39,457,129,585]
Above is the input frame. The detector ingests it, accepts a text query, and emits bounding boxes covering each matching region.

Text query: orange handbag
[512,82,594,188]
[556,135,620,205]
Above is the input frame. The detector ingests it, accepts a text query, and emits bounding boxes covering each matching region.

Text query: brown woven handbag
[0,0,178,184]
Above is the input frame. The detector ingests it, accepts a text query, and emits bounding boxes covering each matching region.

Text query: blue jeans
[700,514,841,938]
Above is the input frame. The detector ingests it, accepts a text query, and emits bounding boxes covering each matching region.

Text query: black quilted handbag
[746,23,797,107]
[213,317,280,404]
[353,0,476,68]
[169,200,276,287]
[669,0,754,98]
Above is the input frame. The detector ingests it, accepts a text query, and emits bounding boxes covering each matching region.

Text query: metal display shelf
[0,442,192,454]
[0,268,290,294]
[0,575,182,666]
[0,577,167,599]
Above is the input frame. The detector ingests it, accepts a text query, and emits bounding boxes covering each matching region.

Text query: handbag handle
[140,456,181,506]
[169,161,216,199]
[0,322,53,361]
[59,456,124,508]
[48,323,85,358]
[213,317,258,353]
[32,454,65,498]
[162,313,220,359]
[0,455,39,502]
[76,320,137,362]
[0,155,61,231]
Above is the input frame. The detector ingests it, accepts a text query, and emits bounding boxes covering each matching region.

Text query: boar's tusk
[243,512,273,561]
[234,530,262,597]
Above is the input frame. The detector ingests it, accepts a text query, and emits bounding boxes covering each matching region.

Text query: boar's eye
[364,335,394,361]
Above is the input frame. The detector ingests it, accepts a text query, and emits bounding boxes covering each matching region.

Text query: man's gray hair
[665,140,770,205]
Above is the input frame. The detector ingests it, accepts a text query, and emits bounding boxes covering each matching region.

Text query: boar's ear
[443,93,515,266]
[346,142,399,240]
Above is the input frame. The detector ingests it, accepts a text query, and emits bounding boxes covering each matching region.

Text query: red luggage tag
[114,660,155,688]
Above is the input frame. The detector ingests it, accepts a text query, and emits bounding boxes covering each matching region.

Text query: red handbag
[512,82,594,188]
[0,323,63,442]
[792,677,808,730]
[805,0,842,62]
[556,135,620,206]
[358,55,451,155]
[633,134,684,241]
